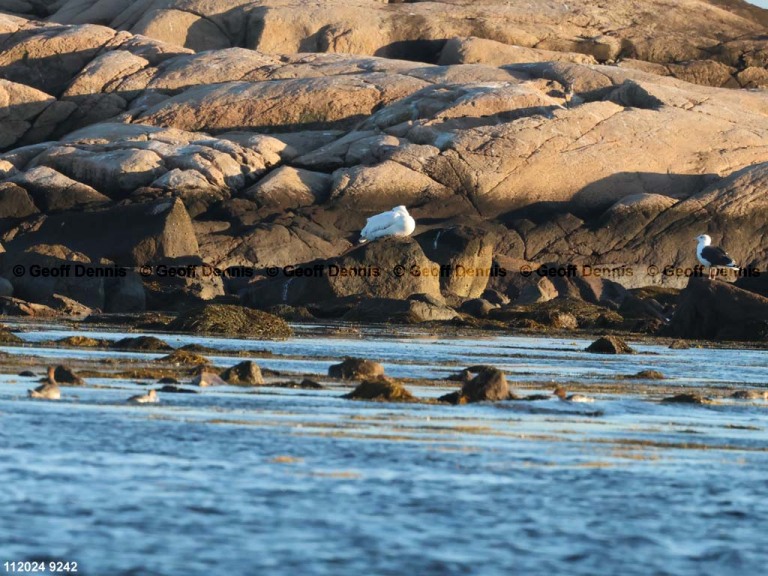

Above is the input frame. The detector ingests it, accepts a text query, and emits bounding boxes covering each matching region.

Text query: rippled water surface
[2,325,768,576]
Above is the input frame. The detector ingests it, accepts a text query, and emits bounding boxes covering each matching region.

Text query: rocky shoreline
[2,2,768,343]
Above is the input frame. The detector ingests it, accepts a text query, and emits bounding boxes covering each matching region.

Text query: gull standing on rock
[359,206,416,243]
[696,234,739,278]
[28,366,61,400]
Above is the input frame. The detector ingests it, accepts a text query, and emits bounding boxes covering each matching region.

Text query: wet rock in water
[220,361,264,386]
[55,335,107,347]
[158,377,179,384]
[438,391,467,405]
[158,385,199,394]
[273,379,326,390]
[167,304,292,339]
[0,328,23,344]
[518,393,552,401]
[585,336,635,354]
[343,376,415,402]
[111,336,173,351]
[460,367,509,403]
[298,378,324,389]
[626,370,665,380]
[730,390,768,400]
[156,349,211,366]
[191,371,227,387]
[669,340,690,350]
[669,277,768,341]
[662,392,713,404]
[328,357,385,380]
[54,365,85,386]
[19,370,35,377]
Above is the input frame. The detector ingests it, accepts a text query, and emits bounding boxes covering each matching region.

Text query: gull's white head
[394,205,408,214]
[696,234,711,246]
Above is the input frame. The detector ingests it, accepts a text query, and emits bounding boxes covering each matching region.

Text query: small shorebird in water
[28,366,61,400]
[127,389,159,404]
[553,385,595,403]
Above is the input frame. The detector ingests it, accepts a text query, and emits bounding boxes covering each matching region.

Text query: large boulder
[669,277,768,340]
[220,361,264,386]
[416,227,496,298]
[241,237,443,308]
[5,197,198,265]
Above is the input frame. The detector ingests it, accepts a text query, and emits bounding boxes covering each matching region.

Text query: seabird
[553,385,595,403]
[359,206,416,243]
[696,234,739,278]
[127,389,159,404]
[28,366,61,400]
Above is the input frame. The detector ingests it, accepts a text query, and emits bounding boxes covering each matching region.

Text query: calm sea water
[1,325,767,576]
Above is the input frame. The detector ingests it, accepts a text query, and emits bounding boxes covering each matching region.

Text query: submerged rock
[343,376,415,402]
[158,385,198,394]
[626,370,665,380]
[585,336,635,354]
[662,392,713,404]
[328,357,384,380]
[167,304,292,339]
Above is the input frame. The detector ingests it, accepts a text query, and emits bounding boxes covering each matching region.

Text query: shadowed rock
[585,336,635,354]
[669,277,768,341]
[220,361,264,386]
[328,357,384,380]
